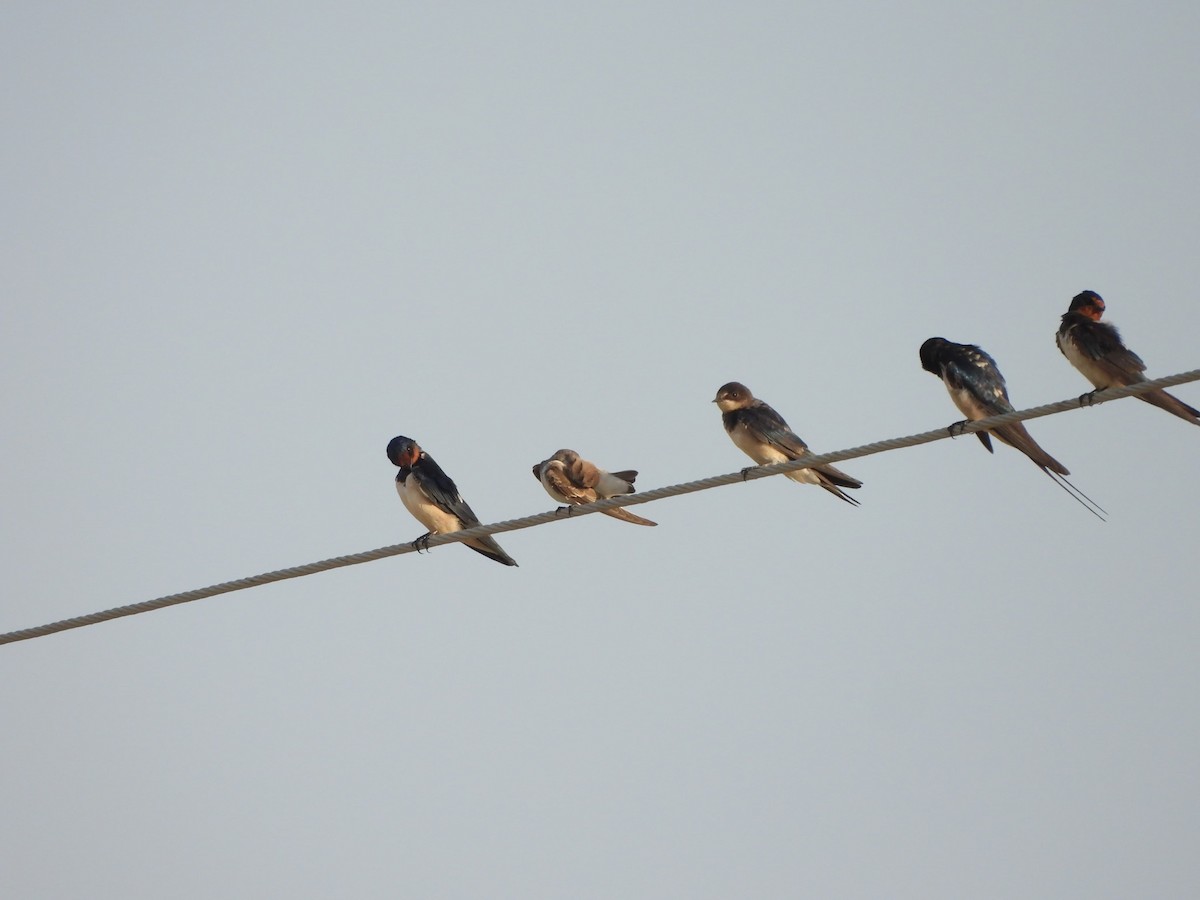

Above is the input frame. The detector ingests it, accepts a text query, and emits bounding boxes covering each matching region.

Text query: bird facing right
[1057,289,1199,426]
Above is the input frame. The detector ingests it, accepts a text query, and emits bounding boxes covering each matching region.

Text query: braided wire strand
[2,368,1197,646]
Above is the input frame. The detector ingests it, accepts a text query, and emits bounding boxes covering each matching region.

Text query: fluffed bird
[386,435,518,566]
[532,449,657,526]
[1057,289,1199,426]
[919,337,1104,518]
[713,382,862,505]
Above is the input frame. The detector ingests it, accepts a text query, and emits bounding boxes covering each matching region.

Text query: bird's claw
[554,505,573,518]
[1078,390,1100,408]
[411,532,433,553]
[740,465,757,482]
[948,420,969,439]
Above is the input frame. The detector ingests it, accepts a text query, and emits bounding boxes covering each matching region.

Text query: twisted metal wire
[3,368,1197,646]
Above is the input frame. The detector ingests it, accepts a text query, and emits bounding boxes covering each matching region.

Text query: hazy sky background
[3,3,1199,897]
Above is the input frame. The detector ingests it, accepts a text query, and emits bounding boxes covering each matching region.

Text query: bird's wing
[741,404,811,458]
[565,455,602,490]
[1073,320,1147,381]
[413,456,481,526]
[543,460,597,505]
[941,347,1014,417]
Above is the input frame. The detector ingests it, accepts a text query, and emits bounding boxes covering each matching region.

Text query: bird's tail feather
[465,536,519,566]
[1039,469,1107,521]
[816,463,863,490]
[601,507,658,527]
[818,481,862,506]
[994,424,1070,476]
[1139,389,1200,425]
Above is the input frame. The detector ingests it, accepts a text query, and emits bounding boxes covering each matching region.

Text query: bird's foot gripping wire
[411,532,433,553]
[554,505,573,518]
[740,465,758,482]
[1078,390,1101,408]
[948,419,970,439]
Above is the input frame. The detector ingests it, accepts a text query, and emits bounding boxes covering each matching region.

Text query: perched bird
[1057,289,1199,426]
[919,338,1104,518]
[532,449,657,526]
[712,382,862,505]
[386,435,518,566]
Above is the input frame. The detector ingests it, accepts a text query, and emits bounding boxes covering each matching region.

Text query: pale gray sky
[3,3,1199,898]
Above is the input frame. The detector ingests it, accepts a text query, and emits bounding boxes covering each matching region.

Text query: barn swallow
[385,435,518,566]
[713,382,862,505]
[532,449,657,526]
[1057,289,1199,426]
[919,338,1105,518]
